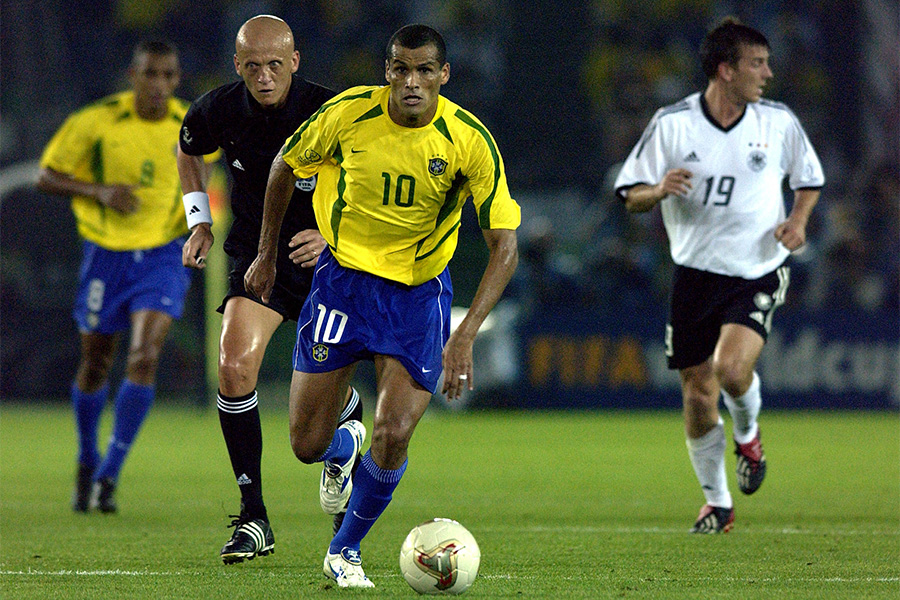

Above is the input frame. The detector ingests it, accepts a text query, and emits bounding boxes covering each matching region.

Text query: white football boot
[323,547,375,588]
[320,420,366,514]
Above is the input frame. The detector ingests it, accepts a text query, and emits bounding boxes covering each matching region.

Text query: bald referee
[615,17,824,534]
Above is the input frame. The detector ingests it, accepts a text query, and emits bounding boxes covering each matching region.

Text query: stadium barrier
[452,302,899,410]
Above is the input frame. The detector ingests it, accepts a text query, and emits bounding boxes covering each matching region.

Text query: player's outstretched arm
[441,228,518,400]
[244,153,297,303]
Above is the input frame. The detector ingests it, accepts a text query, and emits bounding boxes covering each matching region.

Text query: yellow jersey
[281,85,521,286]
[40,90,193,251]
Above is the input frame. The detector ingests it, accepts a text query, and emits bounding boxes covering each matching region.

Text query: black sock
[217,389,267,521]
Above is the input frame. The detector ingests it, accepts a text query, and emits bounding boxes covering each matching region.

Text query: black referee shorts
[218,248,314,323]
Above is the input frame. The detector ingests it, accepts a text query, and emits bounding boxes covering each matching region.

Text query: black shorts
[665,264,790,370]
[218,247,313,322]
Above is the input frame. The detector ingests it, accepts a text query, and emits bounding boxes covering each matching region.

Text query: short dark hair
[699,17,769,79]
[132,39,178,64]
[386,24,446,65]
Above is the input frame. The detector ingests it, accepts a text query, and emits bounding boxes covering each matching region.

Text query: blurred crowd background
[2,0,898,403]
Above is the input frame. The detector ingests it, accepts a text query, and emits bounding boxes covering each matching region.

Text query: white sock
[686,418,732,508]
[722,372,762,444]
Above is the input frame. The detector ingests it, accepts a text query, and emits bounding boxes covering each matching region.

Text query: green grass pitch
[1,403,897,599]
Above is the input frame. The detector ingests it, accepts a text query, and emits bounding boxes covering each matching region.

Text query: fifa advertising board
[511,305,898,410]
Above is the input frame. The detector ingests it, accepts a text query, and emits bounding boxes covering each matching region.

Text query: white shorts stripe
[764,266,790,333]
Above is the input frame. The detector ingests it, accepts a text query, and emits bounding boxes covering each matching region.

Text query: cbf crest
[428,156,448,176]
[312,344,329,362]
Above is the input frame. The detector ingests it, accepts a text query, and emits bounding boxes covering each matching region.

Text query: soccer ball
[399,518,481,595]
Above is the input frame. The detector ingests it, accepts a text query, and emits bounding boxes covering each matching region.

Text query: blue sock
[72,382,108,468]
[330,450,407,554]
[94,380,154,482]
[317,425,357,465]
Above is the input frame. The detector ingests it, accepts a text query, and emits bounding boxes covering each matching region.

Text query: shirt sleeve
[280,108,336,180]
[179,96,220,157]
[39,111,96,176]
[465,131,521,230]
[782,112,825,190]
[614,109,669,200]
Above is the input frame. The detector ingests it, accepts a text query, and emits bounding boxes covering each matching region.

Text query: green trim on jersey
[353,104,384,124]
[284,89,375,154]
[89,139,108,226]
[435,170,468,231]
[77,219,108,240]
[415,170,468,260]
[90,139,104,185]
[331,168,348,249]
[416,222,461,261]
[453,109,500,228]
[330,141,347,248]
[433,117,453,144]
[79,95,121,112]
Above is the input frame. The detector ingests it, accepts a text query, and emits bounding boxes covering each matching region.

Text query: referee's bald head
[236,15,294,55]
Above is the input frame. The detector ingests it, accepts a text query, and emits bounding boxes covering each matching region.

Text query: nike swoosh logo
[421,367,432,373]
[351,148,365,153]
[352,511,378,521]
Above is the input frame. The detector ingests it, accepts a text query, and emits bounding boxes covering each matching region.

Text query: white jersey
[614,92,824,279]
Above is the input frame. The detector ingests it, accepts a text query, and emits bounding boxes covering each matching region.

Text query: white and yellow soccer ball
[399,518,481,595]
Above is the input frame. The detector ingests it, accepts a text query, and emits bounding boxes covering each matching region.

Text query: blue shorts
[293,248,453,393]
[73,239,192,334]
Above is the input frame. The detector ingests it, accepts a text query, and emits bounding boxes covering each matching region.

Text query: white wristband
[183,191,213,229]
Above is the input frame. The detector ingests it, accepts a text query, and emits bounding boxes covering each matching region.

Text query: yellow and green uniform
[40,90,192,251]
[281,85,521,286]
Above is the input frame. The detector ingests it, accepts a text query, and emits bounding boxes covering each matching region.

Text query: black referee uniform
[180,73,335,320]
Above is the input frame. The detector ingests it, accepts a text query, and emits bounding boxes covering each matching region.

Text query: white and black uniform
[614,92,824,368]
[180,74,335,320]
